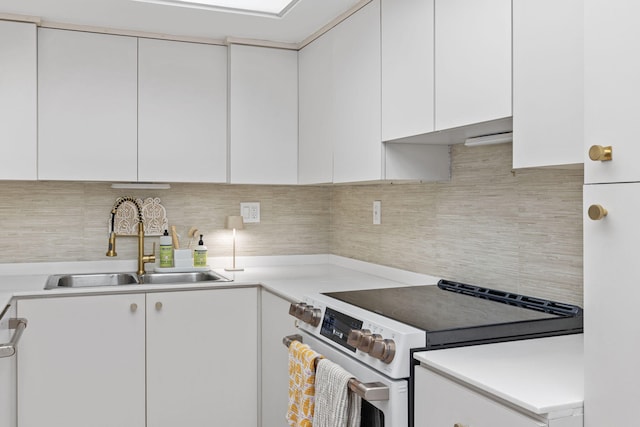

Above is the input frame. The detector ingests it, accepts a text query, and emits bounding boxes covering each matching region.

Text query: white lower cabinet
[146,288,258,427]
[17,294,146,427]
[415,367,546,427]
[16,287,258,427]
[0,305,17,427]
[260,290,298,427]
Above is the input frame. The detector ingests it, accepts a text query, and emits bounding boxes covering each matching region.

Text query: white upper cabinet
[584,0,640,184]
[331,0,382,183]
[434,0,511,131]
[298,30,334,185]
[229,44,298,185]
[38,28,138,181]
[381,0,435,142]
[0,21,37,180]
[138,39,227,183]
[512,0,584,169]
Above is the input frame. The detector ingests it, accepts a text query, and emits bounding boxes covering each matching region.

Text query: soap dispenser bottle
[159,229,174,268]
[193,234,208,268]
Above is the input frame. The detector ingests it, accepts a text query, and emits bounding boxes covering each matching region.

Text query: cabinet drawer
[415,367,545,427]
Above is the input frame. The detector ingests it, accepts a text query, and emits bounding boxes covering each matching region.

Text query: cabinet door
[38,29,138,181]
[434,0,511,131]
[138,38,227,183]
[512,0,583,169]
[415,367,545,427]
[298,31,334,185]
[147,288,258,427]
[261,290,298,427]
[0,305,17,427]
[584,0,640,184]
[381,0,435,141]
[584,183,640,426]
[0,21,36,180]
[332,0,382,183]
[17,294,145,427]
[230,45,298,184]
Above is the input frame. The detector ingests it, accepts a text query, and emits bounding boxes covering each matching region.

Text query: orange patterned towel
[286,340,323,427]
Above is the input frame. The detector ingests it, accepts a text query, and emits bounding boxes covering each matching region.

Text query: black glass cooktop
[323,279,583,349]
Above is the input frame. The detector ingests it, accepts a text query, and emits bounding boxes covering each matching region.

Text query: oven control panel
[293,294,426,379]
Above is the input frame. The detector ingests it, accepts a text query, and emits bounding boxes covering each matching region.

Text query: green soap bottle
[159,229,173,268]
[193,234,208,267]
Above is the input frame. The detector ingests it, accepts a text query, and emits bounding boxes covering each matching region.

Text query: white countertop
[0,254,440,309]
[414,333,584,418]
[0,254,584,417]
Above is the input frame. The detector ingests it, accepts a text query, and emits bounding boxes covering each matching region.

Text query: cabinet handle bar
[0,318,28,358]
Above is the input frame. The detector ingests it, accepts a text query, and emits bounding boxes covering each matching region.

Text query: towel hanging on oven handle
[282,334,390,402]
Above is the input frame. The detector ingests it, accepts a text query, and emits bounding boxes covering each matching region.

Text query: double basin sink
[44,271,231,290]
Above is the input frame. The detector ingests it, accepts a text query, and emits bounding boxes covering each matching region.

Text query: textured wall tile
[330,144,584,306]
[0,143,583,306]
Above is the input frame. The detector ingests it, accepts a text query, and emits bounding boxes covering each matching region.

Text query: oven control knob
[360,333,382,353]
[301,307,322,327]
[288,302,308,319]
[347,329,371,349]
[370,338,396,364]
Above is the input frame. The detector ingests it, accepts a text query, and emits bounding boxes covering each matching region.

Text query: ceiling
[0,0,363,45]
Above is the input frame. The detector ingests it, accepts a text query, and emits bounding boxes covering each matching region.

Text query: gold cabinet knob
[155,301,163,311]
[130,303,138,313]
[589,145,613,161]
[588,204,608,220]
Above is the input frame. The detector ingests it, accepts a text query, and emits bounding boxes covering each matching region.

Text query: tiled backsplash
[331,144,583,305]
[0,143,583,305]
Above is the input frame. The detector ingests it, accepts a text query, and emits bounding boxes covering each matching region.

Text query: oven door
[289,330,409,427]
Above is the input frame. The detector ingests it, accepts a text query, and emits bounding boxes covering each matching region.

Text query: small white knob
[130,303,138,313]
[155,302,163,311]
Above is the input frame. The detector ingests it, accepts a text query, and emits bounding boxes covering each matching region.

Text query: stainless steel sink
[45,272,139,289]
[139,271,231,285]
[44,271,231,289]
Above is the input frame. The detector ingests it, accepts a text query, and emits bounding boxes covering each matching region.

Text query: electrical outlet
[373,200,381,225]
[240,202,260,223]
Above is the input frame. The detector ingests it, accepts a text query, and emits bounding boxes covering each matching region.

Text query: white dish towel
[312,358,362,427]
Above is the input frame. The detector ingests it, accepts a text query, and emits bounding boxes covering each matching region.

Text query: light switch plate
[373,200,381,225]
[241,202,260,223]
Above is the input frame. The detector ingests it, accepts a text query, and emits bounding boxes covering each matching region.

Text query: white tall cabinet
[434,0,511,131]
[229,44,298,185]
[0,20,37,181]
[38,28,138,181]
[138,38,228,183]
[584,1,640,425]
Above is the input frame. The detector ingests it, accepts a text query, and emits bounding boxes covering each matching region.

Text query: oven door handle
[282,334,390,402]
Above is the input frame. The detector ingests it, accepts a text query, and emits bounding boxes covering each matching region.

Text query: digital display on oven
[320,307,363,352]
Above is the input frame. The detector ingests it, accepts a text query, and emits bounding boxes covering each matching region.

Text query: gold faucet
[106,197,156,276]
